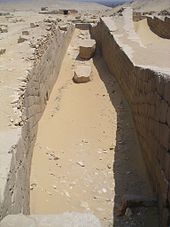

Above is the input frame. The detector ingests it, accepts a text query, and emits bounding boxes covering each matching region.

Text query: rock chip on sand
[22,30,29,35]
[79,39,96,59]
[0,48,6,55]
[0,25,8,33]
[18,36,27,43]
[73,65,92,83]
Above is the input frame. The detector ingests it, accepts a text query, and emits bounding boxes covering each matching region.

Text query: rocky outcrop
[79,39,96,59]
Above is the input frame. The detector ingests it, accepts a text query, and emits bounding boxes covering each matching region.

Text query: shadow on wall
[93,50,160,227]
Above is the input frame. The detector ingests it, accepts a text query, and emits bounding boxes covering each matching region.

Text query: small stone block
[79,39,96,59]
[73,65,92,83]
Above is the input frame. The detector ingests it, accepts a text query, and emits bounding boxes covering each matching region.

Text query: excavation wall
[91,18,170,226]
[147,16,170,39]
[0,25,74,219]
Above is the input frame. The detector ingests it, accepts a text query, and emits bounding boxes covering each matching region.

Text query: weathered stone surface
[73,65,92,83]
[79,39,96,59]
[0,213,101,227]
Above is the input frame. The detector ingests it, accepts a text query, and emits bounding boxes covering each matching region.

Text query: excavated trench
[29,27,159,226]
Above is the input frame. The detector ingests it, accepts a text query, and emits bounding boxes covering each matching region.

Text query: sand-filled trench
[30,28,159,226]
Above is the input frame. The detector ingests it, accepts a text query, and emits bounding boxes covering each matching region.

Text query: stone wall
[147,16,170,39]
[0,25,74,220]
[91,19,170,226]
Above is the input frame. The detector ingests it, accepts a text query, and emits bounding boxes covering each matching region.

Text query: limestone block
[73,65,92,83]
[79,39,96,59]
[167,107,170,127]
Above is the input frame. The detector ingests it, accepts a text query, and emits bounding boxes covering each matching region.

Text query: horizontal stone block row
[90,18,170,226]
[0,25,74,221]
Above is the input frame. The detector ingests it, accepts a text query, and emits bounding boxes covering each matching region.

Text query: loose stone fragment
[18,36,27,43]
[59,25,68,31]
[22,30,29,35]
[76,161,85,167]
[0,48,6,55]
[73,65,92,83]
[30,22,39,28]
[0,25,8,33]
[79,39,96,59]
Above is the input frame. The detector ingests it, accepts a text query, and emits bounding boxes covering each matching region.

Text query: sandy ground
[30,28,159,226]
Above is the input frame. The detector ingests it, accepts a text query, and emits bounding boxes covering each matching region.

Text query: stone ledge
[0,213,101,227]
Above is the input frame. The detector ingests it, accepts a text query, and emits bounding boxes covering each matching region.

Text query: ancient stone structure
[1,5,170,226]
[0,213,101,227]
[79,39,96,59]
[0,25,74,221]
[90,8,170,226]
[73,65,92,83]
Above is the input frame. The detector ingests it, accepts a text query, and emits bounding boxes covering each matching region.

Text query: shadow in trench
[93,51,160,227]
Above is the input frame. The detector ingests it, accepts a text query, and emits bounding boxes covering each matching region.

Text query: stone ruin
[1,5,170,227]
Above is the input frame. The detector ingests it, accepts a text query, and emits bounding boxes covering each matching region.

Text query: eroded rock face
[79,39,96,59]
[73,65,92,83]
